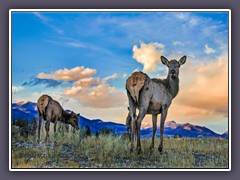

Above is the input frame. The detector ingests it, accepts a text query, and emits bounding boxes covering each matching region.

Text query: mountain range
[11,101,228,138]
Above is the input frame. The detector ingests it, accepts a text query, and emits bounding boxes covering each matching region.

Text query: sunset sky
[11,11,229,133]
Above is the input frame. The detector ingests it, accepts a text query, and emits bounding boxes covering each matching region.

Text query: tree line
[12,118,117,138]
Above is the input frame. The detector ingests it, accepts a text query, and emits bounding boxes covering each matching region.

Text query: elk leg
[54,119,58,133]
[62,122,65,135]
[127,91,137,152]
[136,108,147,154]
[65,124,69,132]
[45,120,50,142]
[158,105,168,153]
[150,114,157,151]
[135,88,151,154]
[130,119,136,152]
[58,121,61,131]
[38,114,42,142]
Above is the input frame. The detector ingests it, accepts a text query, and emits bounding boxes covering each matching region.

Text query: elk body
[126,55,187,154]
[37,95,80,142]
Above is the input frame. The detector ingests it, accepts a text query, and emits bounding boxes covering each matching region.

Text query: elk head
[67,111,80,130]
[161,55,187,79]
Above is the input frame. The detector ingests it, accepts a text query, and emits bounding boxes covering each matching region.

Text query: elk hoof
[149,144,154,151]
[45,137,49,143]
[54,140,58,146]
[148,148,154,157]
[158,146,163,154]
[130,147,133,153]
[136,147,142,154]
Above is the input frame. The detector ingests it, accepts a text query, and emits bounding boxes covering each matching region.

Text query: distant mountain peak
[223,131,229,135]
[183,123,191,126]
[141,122,152,129]
[165,120,179,129]
[15,100,32,105]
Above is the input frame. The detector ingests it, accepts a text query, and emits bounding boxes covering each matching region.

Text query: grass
[11,125,229,169]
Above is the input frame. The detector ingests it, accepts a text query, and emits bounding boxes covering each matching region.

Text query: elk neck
[165,74,179,99]
[62,110,71,122]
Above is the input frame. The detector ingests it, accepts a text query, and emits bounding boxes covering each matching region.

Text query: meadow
[11,125,229,169]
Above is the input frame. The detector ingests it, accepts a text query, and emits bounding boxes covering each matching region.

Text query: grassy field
[11,125,229,169]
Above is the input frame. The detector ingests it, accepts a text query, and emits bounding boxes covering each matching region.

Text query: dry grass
[11,126,229,169]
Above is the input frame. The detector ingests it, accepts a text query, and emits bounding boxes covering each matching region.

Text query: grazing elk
[37,95,80,142]
[126,55,186,154]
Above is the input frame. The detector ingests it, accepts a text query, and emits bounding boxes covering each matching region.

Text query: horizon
[12,100,228,135]
[11,11,229,134]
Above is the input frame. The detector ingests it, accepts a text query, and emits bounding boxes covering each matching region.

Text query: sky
[11,11,229,134]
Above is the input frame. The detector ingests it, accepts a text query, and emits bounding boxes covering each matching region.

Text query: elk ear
[161,56,169,66]
[179,55,187,66]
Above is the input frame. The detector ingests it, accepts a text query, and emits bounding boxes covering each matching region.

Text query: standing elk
[37,95,80,142]
[126,55,186,154]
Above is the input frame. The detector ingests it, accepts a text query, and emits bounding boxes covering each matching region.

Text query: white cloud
[169,53,228,121]
[151,42,165,49]
[37,66,127,108]
[73,73,121,88]
[174,12,198,27]
[32,12,63,34]
[64,42,86,48]
[189,18,198,26]
[188,54,196,58]
[47,39,112,55]
[73,77,101,87]
[64,86,84,96]
[133,68,139,72]
[175,13,189,20]
[204,44,216,54]
[102,73,118,82]
[64,84,127,108]
[172,41,185,46]
[32,12,49,23]
[12,85,24,93]
[36,66,97,81]
[132,41,165,72]
[63,71,127,108]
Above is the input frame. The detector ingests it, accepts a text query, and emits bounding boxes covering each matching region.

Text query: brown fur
[37,95,52,116]
[37,95,79,142]
[126,72,149,104]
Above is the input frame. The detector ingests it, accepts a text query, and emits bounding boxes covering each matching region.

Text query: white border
[228,9,231,171]
[9,9,231,171]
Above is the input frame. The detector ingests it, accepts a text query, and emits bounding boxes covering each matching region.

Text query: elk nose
[170,70,175,74]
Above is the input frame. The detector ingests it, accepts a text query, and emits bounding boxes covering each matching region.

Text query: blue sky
[11,11,229,133]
